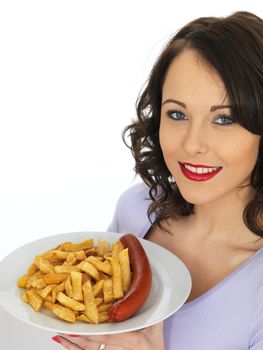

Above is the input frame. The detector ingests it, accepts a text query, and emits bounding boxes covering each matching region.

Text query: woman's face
[159,49,261,205]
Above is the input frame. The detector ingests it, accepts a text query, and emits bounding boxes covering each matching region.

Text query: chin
[179,190,213,205]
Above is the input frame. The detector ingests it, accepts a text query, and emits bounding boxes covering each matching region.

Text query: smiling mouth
[178,162,223,181]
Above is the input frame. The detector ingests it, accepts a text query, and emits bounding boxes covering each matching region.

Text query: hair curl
[123,11,263,237]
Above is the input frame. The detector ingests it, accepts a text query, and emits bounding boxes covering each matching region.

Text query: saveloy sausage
[108,233,152,322]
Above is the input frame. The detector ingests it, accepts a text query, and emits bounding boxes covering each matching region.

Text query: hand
[52,321,165,350]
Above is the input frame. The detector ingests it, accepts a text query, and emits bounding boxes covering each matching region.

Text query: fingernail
[52,336,61,343]
[68,334,78,337]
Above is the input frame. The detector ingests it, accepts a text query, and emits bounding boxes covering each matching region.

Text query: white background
[0,1,263,348]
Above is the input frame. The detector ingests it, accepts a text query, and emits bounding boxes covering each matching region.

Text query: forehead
[162,49,229,106]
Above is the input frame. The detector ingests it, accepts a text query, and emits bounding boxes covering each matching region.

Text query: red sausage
[108,233,152,322]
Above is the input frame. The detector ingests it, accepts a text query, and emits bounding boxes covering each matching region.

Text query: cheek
[159,124,181,158]
[225,135,260,173]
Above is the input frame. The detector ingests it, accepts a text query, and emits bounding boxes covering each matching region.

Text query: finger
[62,333,137,350]
[52,336,83,350]
[81,332,140,348]
[61,335,106,350]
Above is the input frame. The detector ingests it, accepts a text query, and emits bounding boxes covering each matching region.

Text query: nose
[182,122,209,155]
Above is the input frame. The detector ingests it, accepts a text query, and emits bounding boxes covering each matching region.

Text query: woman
[53,10,263,349]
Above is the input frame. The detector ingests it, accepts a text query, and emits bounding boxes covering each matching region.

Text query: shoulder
[117,182,150,206]
[107,182,154,237]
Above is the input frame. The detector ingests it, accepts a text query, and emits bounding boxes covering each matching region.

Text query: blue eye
[214,114,234,126]
[165,110,235,126]
[166,110,187,120]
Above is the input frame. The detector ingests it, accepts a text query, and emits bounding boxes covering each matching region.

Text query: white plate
[0,231,191,335]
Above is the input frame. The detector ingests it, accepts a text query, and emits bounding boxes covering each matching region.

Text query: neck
[185,185,258,244]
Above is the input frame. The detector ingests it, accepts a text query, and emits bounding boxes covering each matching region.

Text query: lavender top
[107,182,263,350]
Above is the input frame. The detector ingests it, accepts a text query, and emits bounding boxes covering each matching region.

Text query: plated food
[17,233,152,324]
[0,231,191,335]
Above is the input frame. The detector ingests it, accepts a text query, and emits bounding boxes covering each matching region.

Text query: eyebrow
[162,99,232,112]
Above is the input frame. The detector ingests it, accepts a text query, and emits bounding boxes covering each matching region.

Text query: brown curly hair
[123,11,263,237]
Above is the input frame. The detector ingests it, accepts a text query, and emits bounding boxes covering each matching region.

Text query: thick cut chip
[82,280,99,324]
[41,250,68,261]
[86,256,112,275]
[71,271,83,301]
[78,261,100,281]
[54,265,81,273]
[56,292,86,311]
[65,276,74,298]
[103,279,114,303]
[61,239,94,252]
[97,240,111,257]
[118,248,131,293]
[52,250,69,260]
[105,257,123,299]
[21,291,28,303]
[92,280,104,297]
[111,241,124,260]
[34,256,55,274]
[97,303,112,312]
[98,311,109,323]
[25,271,43,289]
[74,250,86,260]
[31,278,47,289]
[27,289,43,311]
[44,301,76,323]
[52,282,65,303]
[63,252,77,266]
[42,273,68,284]
[17,274,31,288]
[37,285,55,299]
[76,314,91,323]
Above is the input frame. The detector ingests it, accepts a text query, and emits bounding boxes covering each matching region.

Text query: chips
[17,237,132,324]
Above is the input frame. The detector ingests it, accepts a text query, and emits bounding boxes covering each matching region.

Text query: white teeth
[183,164,220,174]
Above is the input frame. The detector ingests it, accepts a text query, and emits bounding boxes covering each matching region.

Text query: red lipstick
[179,162,222,182]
